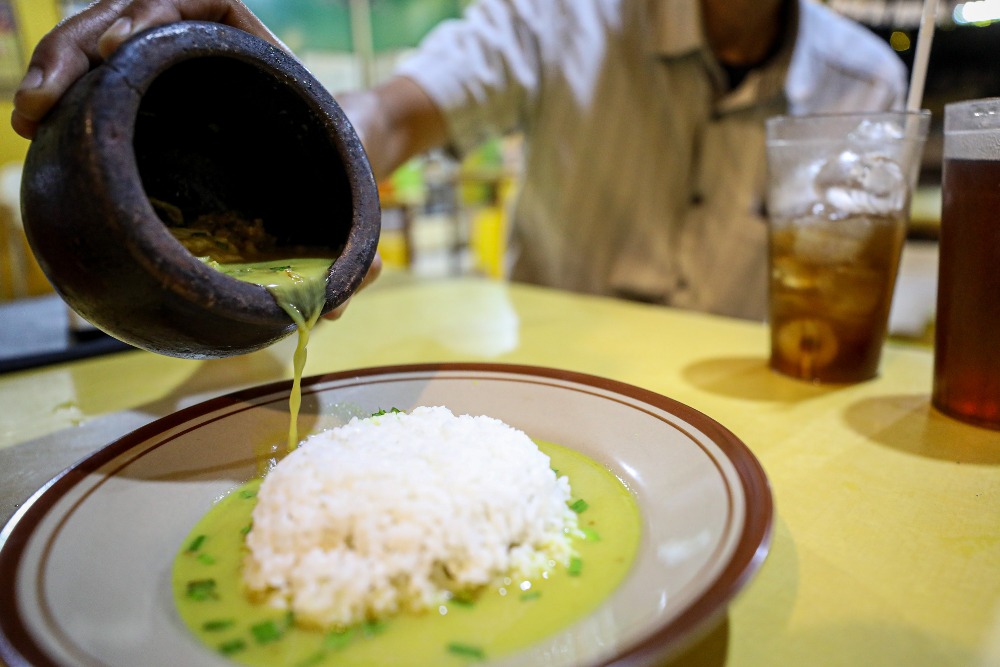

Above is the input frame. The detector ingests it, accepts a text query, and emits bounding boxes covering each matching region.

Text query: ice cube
[814,150,905,215]
[771,255,817,291]
[817,265,884,321]
[848,119,904,145]
[769,160,825,219]
[791,215,873,265]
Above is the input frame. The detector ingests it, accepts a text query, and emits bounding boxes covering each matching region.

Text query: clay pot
[21,21,380,358]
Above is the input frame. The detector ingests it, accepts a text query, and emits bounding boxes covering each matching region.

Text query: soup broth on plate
[172,439,641,666]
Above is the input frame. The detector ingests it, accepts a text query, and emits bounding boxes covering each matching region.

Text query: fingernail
[19,67,43,91]
[104,16,133,40]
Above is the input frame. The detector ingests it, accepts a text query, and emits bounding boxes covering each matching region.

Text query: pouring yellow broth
[172,439,641,666]
[206,257,332,451]
[164,204,335,451]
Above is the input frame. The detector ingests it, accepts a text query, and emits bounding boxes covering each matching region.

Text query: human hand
[12,0,286,140]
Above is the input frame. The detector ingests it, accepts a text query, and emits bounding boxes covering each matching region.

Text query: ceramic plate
[0,363,772,667]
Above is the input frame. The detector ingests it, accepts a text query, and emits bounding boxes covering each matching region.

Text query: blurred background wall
[0,0,59,298]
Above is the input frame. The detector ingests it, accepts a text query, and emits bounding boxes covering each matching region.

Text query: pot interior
[133,56,352,254]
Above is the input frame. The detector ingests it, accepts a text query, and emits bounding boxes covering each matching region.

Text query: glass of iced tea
[932,98,1000,429]
[764,111,930,383]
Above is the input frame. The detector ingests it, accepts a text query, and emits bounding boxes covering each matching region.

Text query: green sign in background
[243,0,463,52]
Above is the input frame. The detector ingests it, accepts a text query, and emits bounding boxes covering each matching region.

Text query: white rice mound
[243,405,579,628]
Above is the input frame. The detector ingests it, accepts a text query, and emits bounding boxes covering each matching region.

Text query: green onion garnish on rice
[324,628,354,650]
[446,642,486,660]
[568,557,584,576]
[186,579,217,601]
[449,594,475,608]
[186,534,206,552]
[362,620,387,637]
[218,639,246,655]
[202,619,235,632]
[250,619,285,644]
[569,499,589,514]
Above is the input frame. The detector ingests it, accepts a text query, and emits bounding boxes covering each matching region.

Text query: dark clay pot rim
[90,21,380,324]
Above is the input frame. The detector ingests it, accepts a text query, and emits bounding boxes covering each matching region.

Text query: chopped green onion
[239,489,257,499]
[449,595,475,608]
[218,639,246,655]
[371,407,403,417]
[520,591,542,601]
[362,620,386,637]
[580,527,601,542]
[186,534,206,552]
[446,642,486,660]
[568,557,583,576]
[240,521,253,535]
[569,499,589,514]
[186,579,218,601]
[324,628,354,650]
[202,619,235,632]
[251,619,285,644]
[196,553,216,566]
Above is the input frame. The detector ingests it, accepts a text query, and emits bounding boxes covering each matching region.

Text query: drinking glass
[932,97,1000,429]
[765,111,930,383]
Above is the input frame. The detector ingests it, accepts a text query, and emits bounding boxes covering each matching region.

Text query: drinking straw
[906,0,938,111]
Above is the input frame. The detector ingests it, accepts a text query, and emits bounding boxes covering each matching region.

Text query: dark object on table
[0,294,133,374]
[20,21,380,359]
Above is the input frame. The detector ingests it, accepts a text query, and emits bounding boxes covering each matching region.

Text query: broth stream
[163,201,336,451]
[208,257,333,450]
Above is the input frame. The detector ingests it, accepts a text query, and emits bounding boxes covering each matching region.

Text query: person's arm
[336,76,449,182]
[11,0,286,140]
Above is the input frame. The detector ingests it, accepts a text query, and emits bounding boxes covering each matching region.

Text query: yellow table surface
[1,274,998,666]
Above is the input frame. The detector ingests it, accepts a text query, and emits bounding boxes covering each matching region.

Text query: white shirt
[395,0,907,319]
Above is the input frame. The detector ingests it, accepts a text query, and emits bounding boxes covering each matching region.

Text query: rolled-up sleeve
[393,0,546,157]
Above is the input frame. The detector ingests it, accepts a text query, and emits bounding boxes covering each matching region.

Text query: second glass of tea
[932,97,1000,429]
